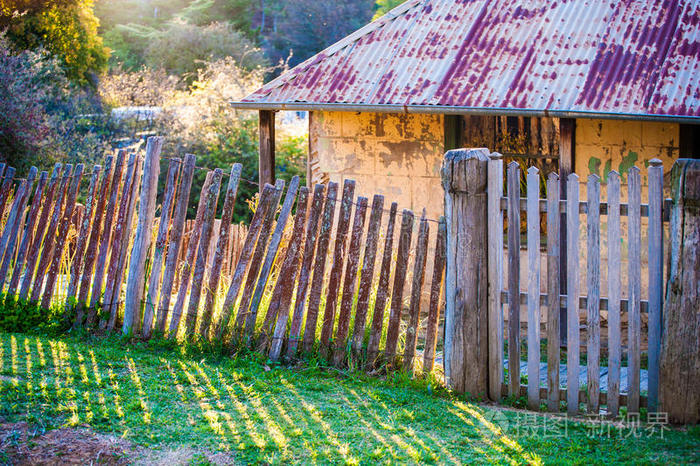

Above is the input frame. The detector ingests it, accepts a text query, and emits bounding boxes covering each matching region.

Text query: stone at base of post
[441,148,490,397]
[660,158,700,424]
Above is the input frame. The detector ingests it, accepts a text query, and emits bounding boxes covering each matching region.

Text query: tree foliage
[0,35,110,172]
[373,0,406,19]
[1,0,108,84]
[265,0,374,67]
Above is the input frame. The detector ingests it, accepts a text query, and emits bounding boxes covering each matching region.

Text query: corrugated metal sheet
[237,0,700,120]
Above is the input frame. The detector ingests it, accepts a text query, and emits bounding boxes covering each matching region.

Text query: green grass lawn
[0,332,698,465]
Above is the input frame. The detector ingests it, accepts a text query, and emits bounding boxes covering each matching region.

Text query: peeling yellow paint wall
[575,119,679,194]
[309,111,445,219]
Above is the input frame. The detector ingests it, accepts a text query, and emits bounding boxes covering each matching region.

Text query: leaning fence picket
[8,170,48,296]
[169,171,215,337]
[366,202,398,366]
[0,167,16,220]
[142,159,180,336]
[423,216,446,375]
[184,169,223,337]
[87,152,125,325]
[235,179,285,335]
[627,166,642,413]
[546,173,561,412]
[320,180,355,355]
[246,177,300,336]
[157,154,196,333]
[217,183,276,339]
[42,164,84,310]
[64,165,101,312]
[19,164,61,301]
[404,210,429,374]
[566,173,580,415]
[0,168,37,291]
[31,164,73,304]
[199,163,242,339]
[300,182,338,354]
[269,187,310,360]
[332,196,368,366]
[101,153,136,326]
[507,162,521,397]
[586,174,601,413]
[75,155,113,325]
[607,171,622,416]
[526,167,540,410]
[351,194,384,355]
[647,159,664,412]
[384,209,414,365]
[285,184,324,356]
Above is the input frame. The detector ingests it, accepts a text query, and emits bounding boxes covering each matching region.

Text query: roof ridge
[245,0,426,99]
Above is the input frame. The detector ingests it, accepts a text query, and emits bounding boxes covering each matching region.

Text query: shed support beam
[259,110,275,189]
[559,118,575,345]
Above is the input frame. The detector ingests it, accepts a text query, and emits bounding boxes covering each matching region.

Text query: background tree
[266,0,374,67]
[1,0,108,84]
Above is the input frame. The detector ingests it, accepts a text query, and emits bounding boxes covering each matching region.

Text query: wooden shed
[232,0,700,220]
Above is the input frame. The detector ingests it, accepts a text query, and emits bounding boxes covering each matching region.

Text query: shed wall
[309,111,445,219]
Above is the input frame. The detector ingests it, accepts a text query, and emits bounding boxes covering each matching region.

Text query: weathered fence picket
[607,171,622,417]
[507,162,520,397]
[526,167,540,410]
[199,163,242,339]
[19,164,61,301]
[366,202,397,366]
[320,180,355,355]
[546,173,560,412]
[285,184,324,356]
[404,210,429,374]
[87,152,125,326]
[300,182,338,354]
[8,170,48,296]
[157,154,196,333]
[350,194,384,356]
[331,195,368,366]
[142,159,180,337]
[627,167,642,414]
[566,173,580,415]
[586,175,601,413]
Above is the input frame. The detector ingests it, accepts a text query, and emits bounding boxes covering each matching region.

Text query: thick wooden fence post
[123,137,162,334]
[660,159,700,424]
[441,148,489,396]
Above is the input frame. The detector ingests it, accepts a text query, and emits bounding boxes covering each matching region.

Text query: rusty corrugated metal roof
[234,0,700,121]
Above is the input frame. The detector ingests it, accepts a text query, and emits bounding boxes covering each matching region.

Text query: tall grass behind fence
[0,136,446,376]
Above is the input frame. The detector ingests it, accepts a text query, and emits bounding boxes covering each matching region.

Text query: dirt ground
[0,422,236,465]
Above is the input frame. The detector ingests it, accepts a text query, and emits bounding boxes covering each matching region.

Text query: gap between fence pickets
[0,148,450,383]
[487,158,664,416]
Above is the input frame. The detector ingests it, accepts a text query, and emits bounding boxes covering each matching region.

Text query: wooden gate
[485,154,667,415]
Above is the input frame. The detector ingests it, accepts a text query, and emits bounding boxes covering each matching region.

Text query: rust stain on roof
[241,0,700,119]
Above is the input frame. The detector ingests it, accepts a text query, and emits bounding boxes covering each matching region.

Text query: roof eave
[230,101,700,124]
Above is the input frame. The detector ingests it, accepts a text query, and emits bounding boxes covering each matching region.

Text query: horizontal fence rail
[488,156,667,416]
[0,137,447,378]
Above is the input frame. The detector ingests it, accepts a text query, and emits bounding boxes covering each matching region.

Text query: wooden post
[441,148,489,396]
[559,118,575,344]
[259,110,275,188]
[660,159,700,424]
[123,136,162,335]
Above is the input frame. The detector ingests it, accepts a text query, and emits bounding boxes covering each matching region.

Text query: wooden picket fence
[487,157,667,415]
[0,137,447,375]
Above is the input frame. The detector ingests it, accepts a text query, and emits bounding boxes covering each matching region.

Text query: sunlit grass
[0,331,698,464]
